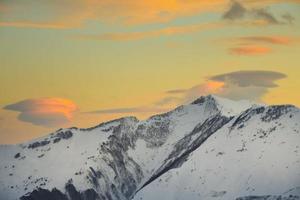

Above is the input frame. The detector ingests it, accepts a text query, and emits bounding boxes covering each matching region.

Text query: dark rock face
[230,105,294,130]
[28,140,50,149]
[138,114,232,192]
[20,188,68,200]
[20,183,100,200]
[191,95,216,105]
[80,117,139,132]
[14,153,21,159]
[236,195,300,200]
[231,107,265,130]
[56,131,73,140]
[137,116,171,148]
[261,105,294,122]
[51,130,73,144]
[99,118,143,200]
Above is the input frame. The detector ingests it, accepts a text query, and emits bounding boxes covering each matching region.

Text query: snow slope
[0,95,299,200]
[134,105,300,200]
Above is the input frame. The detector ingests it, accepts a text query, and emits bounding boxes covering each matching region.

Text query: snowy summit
[0,95,299,200]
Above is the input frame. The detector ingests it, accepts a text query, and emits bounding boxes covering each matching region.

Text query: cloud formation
[224,35,294,56]
[0,0,298,29]
[73,23,222,41]
[164,70,287,102]
[87,106,168,114]
[165,89,187,94]
[223,0,247,20]
[223,1,295,25]
[229,46,271,55]
[235,36,291,45]
[281,13,295,24]
[86,70,286,117]
[4,98,78,127]
[210,71,287,88]
[154,96,182,106]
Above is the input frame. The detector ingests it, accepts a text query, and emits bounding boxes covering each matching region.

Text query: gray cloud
[3,98,77,127]
[253,8,280,24]
[223,1,294,25]
[282,13,295,24]
[165,89,187,94]
[223,1,247,20]
[154,96,182,106]
[87,71,287,116]
[165,70,287,102]
[210,70,287,88]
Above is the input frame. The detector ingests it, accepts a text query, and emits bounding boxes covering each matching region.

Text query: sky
[0,0,300,144]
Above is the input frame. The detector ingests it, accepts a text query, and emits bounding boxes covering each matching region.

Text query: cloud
[73,23,222,41]
[222,1,295,25]
[154,96,182,106]
[234,36,291,45]
[223,35,293,56]
[282,13,295,24]
[210,71,287,88]
[87,106,168,114]
[87,70,287,116]
[164,70,287,102]
[223,1,247,20]
[166,89,187,94]
[0,21,74,29]
[3,98,78,127]
[1,0,298,29]
[229,46,271,55]
[252,8,280,24]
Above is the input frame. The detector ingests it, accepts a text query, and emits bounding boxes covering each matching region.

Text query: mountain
[0,95,299,200]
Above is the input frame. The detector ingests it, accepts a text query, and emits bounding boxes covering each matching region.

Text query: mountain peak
[191,94,216,105]
[191,95,256,116]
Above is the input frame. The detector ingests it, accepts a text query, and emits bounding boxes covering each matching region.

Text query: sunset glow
[0,0,299,144]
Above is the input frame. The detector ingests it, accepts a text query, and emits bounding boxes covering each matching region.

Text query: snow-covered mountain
[0,95,299,200]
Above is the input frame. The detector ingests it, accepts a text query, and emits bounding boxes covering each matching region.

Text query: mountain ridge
[0,95,299,200]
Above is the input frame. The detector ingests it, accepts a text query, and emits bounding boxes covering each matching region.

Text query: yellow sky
[0,0,300,144]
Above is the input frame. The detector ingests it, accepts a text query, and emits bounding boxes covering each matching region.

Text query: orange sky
[0,0,299,144]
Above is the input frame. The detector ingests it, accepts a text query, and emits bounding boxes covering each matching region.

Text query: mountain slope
[134,105,300,200]
[0,95,299,200]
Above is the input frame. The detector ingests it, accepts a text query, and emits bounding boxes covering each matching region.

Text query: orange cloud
[73,23,222,41]
[236,36,291,45]
[0,0,298,29]
[229,46,271,55]
[4,98,78,127]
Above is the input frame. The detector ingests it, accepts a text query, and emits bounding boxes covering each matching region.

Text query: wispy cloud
[0,21,75,29]
[154,96,182,106]
[224,35,294,56]
[1,0,298,29]
[229,46,271,55]
[86,106,168,114]
[3,98,78,127]
[234,36,291,45]
[73,23,222,41]
[165,89,187,94]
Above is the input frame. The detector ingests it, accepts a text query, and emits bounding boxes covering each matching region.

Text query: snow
[0,95,299,200]
[133,106,300,200]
